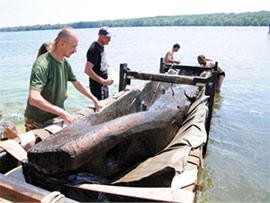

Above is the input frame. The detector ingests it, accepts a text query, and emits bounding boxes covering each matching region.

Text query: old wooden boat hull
[28,81,197,177]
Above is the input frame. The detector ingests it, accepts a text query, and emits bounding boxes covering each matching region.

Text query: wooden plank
[119,63,213,92]
[0,173,77,202]
[171,169,198,189]
[44,123,64,134]
[18,131,36,150]
[0,139,27,161]
[70,183,194,203]
[127,71,195,85]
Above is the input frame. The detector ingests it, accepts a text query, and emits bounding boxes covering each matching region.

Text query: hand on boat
[61,112,77,125]
[94,100,104,111]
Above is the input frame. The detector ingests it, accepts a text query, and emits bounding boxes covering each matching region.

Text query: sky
[0,0,269,28]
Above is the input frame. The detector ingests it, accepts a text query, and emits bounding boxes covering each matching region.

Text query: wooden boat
[0,61,218,202]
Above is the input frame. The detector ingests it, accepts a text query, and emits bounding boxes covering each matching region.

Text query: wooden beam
[128,71,212,87]
[127,71,195,85]
[0,173,76,202]
[119,63,214,92]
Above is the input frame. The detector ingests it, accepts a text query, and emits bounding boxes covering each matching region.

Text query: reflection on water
[213,92,223,110]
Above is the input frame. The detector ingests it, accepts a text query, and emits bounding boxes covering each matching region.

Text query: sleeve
[86,46,99,65]
[66,61,77,82]
[29,61,48,92]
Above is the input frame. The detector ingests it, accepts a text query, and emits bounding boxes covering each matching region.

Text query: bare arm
[164,51,180,64]
[71,80,103,110]
[84,61,113,86]
[28,89,76,124]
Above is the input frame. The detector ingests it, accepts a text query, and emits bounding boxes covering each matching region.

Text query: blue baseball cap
[98,27,114,37]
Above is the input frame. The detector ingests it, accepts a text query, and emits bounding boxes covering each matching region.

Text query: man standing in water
[24,27,102,131]
[197,55,225,92]
[84,27,114,100]
[164,43,181,64]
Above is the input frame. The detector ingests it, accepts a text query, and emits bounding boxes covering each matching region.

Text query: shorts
[90,85,109,100]
[218,72,225,78]
[24,117,42,132]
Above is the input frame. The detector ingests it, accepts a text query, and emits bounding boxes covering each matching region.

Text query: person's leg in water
[216,72,225,92]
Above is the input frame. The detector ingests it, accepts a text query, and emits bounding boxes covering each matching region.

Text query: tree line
[1,11,269,32]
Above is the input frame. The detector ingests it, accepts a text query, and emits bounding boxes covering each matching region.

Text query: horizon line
[1,10,269,29]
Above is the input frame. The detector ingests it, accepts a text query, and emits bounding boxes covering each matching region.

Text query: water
[0,27,269,202]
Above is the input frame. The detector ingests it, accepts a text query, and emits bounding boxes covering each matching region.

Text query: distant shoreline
[1,10,269,32]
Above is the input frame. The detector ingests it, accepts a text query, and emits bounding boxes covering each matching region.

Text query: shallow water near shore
[0,26,269,202]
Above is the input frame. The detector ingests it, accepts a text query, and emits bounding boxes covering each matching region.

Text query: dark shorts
[24,117,42,132]
[218,72,225,78]
[24,117,55,132]
[90,85,109,100]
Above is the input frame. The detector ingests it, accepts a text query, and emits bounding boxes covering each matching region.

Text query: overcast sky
[0,0,269,28]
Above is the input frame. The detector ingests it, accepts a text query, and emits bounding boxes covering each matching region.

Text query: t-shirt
[86,41,108,87]
[24,52,77,124]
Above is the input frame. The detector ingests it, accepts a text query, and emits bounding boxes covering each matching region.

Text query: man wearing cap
[84,27,114,100]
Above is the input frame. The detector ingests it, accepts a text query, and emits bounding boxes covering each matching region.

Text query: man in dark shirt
[84,27,114,100]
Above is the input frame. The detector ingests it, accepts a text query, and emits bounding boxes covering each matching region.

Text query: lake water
[0,26,269,202]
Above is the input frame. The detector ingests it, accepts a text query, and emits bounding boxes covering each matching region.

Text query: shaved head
[57,26,77,42]
[49,26,78,52]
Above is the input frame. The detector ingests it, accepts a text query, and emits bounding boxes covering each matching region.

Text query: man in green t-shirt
[25,27,103,131]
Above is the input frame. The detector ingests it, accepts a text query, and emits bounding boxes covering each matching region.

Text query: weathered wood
[0,173,76,202]
[28,80,194,176]
[128,71,195,85]
[158,59,218,156]
[112,100,207,185]
[28,107,186,176]
[82,81,162,126]
[0,139,27,161]
[119,63,214,92]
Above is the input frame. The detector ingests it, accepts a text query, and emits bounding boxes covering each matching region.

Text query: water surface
[0,26,269,202]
